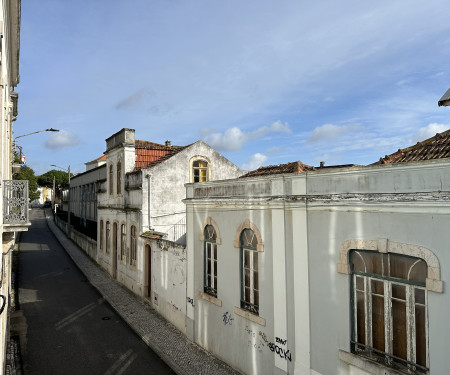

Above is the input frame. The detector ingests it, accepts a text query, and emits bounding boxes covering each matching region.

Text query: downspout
[145,174,152,230]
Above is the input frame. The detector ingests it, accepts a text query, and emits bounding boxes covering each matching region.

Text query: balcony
[3,180,31,232]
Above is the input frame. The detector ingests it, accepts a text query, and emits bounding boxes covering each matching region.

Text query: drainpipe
[145,174,152,230]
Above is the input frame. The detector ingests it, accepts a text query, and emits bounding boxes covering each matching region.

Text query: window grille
[3,180,28,224]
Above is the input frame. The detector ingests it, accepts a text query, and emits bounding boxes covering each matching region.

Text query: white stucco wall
[97,131,243,335]
[186,159,450,375]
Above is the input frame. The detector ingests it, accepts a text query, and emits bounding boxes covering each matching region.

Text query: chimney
[165,140,172,147]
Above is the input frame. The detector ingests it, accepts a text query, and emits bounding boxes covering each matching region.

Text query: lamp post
[51,164,71,234]
[14,128,59,140]
[13,128,59,161]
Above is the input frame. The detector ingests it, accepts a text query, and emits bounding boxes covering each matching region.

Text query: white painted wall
[186,159,450,375]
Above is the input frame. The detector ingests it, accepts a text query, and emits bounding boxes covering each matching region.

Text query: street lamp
[50,164,71,233]
[13,128,60,161]
[14,128,59,140]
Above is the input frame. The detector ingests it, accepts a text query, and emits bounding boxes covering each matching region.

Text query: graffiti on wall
[268,337,291,362]
[222,311,234,326]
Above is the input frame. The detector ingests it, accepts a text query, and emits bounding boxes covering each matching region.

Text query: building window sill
[339,350,406,375]
[199,292,222,307]
[234,306,266,326]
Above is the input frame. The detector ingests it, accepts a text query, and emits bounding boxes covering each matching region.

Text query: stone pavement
[45,210,241,375]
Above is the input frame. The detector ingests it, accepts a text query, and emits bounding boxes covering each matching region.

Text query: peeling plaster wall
[148,239,187,333]
[141,140,242,234]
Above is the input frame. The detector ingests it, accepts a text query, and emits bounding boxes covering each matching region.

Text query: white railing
[165,215,186,244]
[3,180,29,224]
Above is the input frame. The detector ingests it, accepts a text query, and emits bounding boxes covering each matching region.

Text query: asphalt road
[18,209,173,375]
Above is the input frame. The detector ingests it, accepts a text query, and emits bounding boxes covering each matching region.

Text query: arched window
[105,221,111,254]
[240,228,259,315]
[204,225,217,297]
[120,224,126,261]
[117,161,122,195]
[109,164,114,195]
[350,250,428,373]
[99,220,104,251]
[193,160,208,182]
[113,222,118,255]
[130,225,137,266]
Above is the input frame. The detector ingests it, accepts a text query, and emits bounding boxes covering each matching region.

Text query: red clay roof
[87,155,107,163]
[373,129,450,165]
[240,161,316,178]
[134,140,186,170]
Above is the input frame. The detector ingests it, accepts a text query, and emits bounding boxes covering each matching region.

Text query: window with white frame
[204,225,217,297]
[193,160,208,182]
[130,225,137,266]
[350,250,428,374]
[240,228,259,315]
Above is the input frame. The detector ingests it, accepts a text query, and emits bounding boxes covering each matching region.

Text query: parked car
[43,201,51,208]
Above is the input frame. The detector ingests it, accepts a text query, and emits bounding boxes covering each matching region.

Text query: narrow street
[17,209,173,375]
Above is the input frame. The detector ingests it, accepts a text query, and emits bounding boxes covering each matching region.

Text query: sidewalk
[45,211,241,375]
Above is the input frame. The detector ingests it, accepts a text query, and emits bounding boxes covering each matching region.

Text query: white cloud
[267,146,281,153]
[411,123,449,143]
[307,123,363,142]
[203,121,291,151]
[45,130,82,150]
[241,153,268,171]
[203,127,247,151]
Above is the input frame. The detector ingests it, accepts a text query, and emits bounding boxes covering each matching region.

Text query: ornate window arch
[337,238,443,293]
[199,217,221,244]
[233,219,264,252]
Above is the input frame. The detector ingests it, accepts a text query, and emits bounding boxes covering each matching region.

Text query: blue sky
[15,0,450,175]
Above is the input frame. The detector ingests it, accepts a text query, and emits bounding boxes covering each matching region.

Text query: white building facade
[185,159,448,375]
[97,128,242,331]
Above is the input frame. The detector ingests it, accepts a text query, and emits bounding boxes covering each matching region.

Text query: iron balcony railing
[165,215,186,244]
[3,180,29,225]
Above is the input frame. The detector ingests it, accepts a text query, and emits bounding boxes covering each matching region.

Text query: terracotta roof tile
[86,155,106,163]
[240,161,316,178]
[134,139,187,170]
[373,129,450,165]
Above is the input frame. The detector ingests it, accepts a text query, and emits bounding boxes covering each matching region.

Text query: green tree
[37,169,71,188]
[37,169,73,202]
[13,166,40,201]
